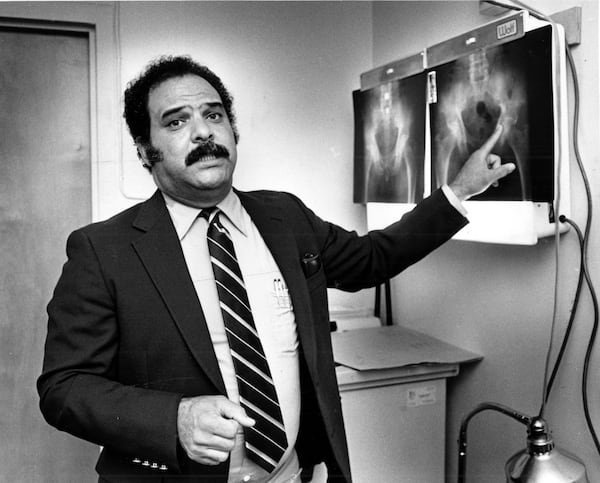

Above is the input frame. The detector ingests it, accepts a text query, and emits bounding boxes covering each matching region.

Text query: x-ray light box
[358,11,570,245]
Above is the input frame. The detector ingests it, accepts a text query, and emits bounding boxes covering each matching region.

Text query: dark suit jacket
[38,188,467,482]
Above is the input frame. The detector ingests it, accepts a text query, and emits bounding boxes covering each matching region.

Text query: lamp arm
[458,402,532,483]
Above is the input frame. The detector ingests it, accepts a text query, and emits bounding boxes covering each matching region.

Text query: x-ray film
[429,25,554,202]
[353,72,427,204]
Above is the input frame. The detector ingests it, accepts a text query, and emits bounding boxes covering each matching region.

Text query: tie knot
[199,207,219,224]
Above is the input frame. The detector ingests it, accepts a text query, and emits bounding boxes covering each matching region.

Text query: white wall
[372,1,600,481]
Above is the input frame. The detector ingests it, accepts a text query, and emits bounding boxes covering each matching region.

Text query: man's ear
[135,138,152,170]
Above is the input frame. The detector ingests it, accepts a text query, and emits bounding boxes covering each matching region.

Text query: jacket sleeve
[37,228,184,471]
[287,188,468,292]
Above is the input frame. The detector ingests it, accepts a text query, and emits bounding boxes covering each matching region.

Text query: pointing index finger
[219,400,256,428]
[479,124,503,155]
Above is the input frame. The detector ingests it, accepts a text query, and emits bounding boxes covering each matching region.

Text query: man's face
[140,74,238,207]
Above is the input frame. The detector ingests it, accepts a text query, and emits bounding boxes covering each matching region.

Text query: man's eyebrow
[160,102,224,121]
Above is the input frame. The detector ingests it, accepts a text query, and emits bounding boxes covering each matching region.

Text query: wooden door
[0,23,98,481]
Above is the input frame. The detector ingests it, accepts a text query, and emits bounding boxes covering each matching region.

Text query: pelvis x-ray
[353,73,426,203]
[430,25,555,201]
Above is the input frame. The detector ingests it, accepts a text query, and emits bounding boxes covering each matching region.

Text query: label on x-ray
[407,385,437,407]
[427,71,437,104]
[497,19,518,40]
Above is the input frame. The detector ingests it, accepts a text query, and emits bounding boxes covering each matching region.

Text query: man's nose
[191,117,213,142]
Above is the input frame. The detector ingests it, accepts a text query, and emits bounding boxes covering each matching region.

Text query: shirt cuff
[441,184,468,217]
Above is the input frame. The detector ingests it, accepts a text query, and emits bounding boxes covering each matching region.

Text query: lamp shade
[505,417,588,483]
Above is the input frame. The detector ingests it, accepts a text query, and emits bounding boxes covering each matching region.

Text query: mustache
[185,141,230,166]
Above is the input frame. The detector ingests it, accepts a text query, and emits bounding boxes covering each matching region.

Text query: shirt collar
[162,189,249,241]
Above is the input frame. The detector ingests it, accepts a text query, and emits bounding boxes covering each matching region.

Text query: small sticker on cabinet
[407,385,437,407]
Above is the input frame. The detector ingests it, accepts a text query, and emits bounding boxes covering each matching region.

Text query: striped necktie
[200,208,287,473]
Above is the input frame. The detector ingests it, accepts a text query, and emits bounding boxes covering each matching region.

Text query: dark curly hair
[123,55,239,146]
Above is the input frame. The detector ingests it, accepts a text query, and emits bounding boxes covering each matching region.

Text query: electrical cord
[470,0,600,467]
[513,0,600,458]
[457,402,532,483]
[564,44,593,244]
[553,27,599,457]
[558,216,600,455]
[476,0,566,419]
[544,216,584,402]
[509,0,565,424]
[487,0,600,459]
[563,42,600,455]
[579,226,600,454]
[545,42,594,403]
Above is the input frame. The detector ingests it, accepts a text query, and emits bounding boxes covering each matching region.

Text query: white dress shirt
[164,191,301,483]
[441,184,468,216]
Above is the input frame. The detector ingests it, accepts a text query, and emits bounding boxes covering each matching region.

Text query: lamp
[457,402,588,483]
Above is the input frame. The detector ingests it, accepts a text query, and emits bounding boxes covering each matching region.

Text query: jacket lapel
[131,191,226,394]
[238,191,318,370]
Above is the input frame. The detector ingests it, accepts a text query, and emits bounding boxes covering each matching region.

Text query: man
[38,56,514,483]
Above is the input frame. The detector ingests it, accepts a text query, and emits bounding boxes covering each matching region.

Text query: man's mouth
[196,155,217,163]
[186,142,230,166]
